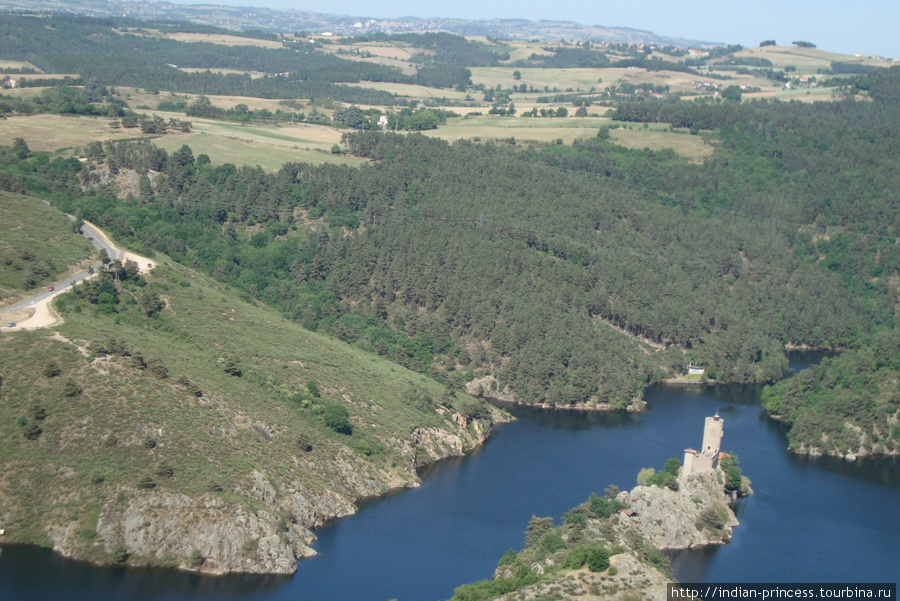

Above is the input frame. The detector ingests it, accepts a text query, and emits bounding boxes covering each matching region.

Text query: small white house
[687,364,704,376]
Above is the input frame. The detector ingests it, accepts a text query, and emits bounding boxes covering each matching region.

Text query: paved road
[0,219,153,329]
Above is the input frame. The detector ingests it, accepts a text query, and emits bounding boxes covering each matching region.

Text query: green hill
[0,219,500,572]
[0,190,95,301]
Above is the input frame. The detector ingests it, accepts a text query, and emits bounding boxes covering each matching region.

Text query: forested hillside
[0,14,400,103]
[5,62,899,410]
[762,331,900,457]
[2,5,898,442]
[0,236,500,570]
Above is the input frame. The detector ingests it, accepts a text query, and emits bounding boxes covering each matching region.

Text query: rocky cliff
[43,408,506,575]
[0,256,509,576]
[620,469,739,549]
[467,465,743,601]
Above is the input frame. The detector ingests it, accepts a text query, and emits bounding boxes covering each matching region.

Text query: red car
[47,286,55,292]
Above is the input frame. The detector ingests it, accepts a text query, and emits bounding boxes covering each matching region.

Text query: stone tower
[683,411,724,476]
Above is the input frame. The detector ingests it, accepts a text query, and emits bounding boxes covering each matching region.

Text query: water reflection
[1,349,896,600]
[493,400,636,430]
[0,545,291,601]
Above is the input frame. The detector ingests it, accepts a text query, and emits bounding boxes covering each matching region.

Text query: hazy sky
[169,0,899,58]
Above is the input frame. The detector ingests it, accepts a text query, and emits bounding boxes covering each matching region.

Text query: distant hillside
[0,0,718,47]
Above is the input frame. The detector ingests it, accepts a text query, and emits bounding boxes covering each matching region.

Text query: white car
[5,322,15,328]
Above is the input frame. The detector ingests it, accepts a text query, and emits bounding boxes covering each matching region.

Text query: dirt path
[0,221,155,332]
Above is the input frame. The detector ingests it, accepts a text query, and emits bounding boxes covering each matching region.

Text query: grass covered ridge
[0,248,497,568]
[0,191,95,300]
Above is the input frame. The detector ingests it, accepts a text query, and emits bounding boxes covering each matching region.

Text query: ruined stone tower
[683,411,724,476]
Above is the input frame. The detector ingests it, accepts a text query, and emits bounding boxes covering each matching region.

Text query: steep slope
[0,191,95,303]
[0,233,503,573]
[450,467,742,601]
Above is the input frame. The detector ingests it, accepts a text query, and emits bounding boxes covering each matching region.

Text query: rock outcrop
[479,465,744,601]
[621,469,739,549]
[47,408,507,575]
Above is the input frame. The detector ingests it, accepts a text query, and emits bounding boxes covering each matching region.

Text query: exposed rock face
[48,408,507,575]
[484,467,743,601]
[622,469,739,549]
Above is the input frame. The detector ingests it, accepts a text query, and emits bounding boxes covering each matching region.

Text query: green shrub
[146,358,168,379]
[720,453,743,491]
[637,467,655,485]
[23,422,42,440]
[113,547,130,563]
[296,433,313,452]
[323,403,352,435]
[589,493,624,518]
[562,508,587,527]
[43,361,62,378]
[587,545,610,572]
[61,377,82,397]
[524,515,553,547]
[537,531,567,555]
[189,550,204,568]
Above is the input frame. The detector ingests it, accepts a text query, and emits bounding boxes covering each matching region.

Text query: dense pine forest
[1,7,898,450]
[2,68,898,424]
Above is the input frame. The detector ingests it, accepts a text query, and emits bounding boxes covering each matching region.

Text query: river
[2,355,898,600]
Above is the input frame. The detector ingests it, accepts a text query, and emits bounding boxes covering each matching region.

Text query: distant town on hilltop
[0,0,719,47]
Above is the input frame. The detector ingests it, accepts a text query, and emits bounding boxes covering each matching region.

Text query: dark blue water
[2,371,898,600]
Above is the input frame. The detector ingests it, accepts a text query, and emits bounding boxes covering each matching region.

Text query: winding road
[0,220,154,331]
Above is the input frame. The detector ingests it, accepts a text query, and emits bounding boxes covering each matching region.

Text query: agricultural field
[0,114,154,152]
[607,124,715,161]
[121,88,296,113]
[737,45,890,73]
[422,114,602,145]
[153,131,364,170]
[344,80,471,101]
[470,66,704,95]
[0,60,42,71]
[317,40,426,74]
[177,68,270,79]
[151,117,364,170]
[162,31,285,49]
[426,114,715,160]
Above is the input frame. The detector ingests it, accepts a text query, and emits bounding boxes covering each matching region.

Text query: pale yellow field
[744,86,843,102]
[344,81,472,101]
[120,88,301,114]
[470,66,703,96]
[178,68,270,79]
[317,42,423,74]
[504,40,553,62]
[0,87,53,99]
[736,46,887,74]
[162,32,284,49]
[421,114,601,145]
[608,126,715,161]
[422,114,715,161]
[0,61,41,72]
[1,73,80,81]
[0,114,155,152]
[325,41,424,62]
[153,133,364,171]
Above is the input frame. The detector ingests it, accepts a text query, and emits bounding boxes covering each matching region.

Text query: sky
[168,0,900,58]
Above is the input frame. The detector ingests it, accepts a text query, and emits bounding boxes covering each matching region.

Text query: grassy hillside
[0,191,95,300]
[0,237,498,570]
